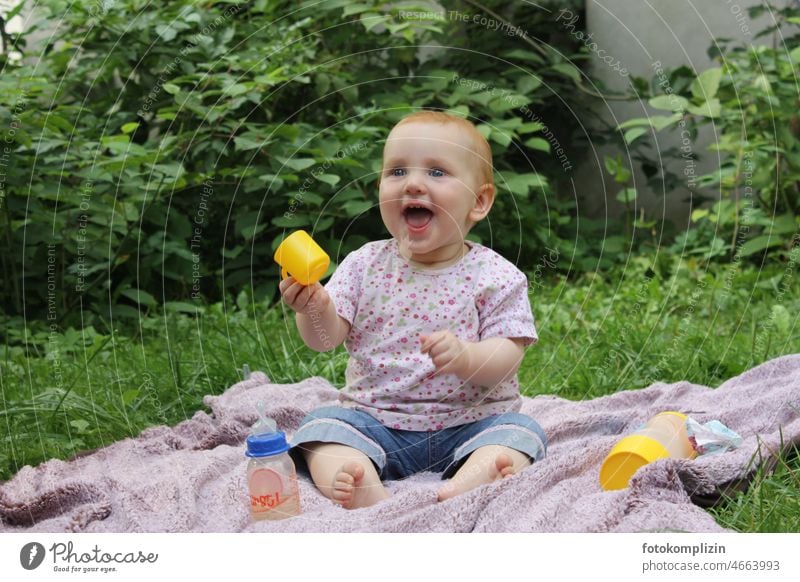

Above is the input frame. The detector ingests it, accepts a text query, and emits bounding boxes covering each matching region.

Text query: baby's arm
[420,332,524,387]
[279,277,350,352]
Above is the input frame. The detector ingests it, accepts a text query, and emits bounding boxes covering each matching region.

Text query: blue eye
[429,168,445,177]
[389,168,406,177]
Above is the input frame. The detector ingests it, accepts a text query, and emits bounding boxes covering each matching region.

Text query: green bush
[618,3,800,264]
[1,0,591,326]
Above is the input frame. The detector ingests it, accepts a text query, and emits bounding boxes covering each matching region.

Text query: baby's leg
[303,442,389,509]
[437,445,531,502]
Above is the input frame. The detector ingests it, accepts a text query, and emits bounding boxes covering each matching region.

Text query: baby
[279,110,546,508]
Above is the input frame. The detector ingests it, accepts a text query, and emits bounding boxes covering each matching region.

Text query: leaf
[342,200,374,216]
[524,137,550,152]
[164,301,205,314]
[110,304,142,319]
[490,131,512,146]
[156,24,177,41]
[315,173,340,186]
[343,3,373,16]
[501,173,548,196]
[766,213,797,235]
[119,287,157,307]
[551,63,582,85]
[623,127,648,144]
[650,114,683,131]
[772,304,791,335]
[687,98,721,118]
[690,67,722,100]
[234,136,262,152]
[753,74,772,93]
[739,235,782,257]
[272,214,309,227]
[502,49,544,64]
[70,420,91,433]
[121,391,139,407]
[283,158,316,171]
[224,83,250,97]
[518,122,544,134]
[121,122,140,134]
[616,188,637,203]
[617,117,652,130]
[649,94,689,112]
[162,83,181,95]
[517,75,542,94]
[691,208,710,222]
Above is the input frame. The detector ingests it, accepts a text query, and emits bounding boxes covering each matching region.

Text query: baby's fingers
[420,331,448,353]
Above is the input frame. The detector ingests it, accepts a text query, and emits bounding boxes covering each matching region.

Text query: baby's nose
[403,171,427,194]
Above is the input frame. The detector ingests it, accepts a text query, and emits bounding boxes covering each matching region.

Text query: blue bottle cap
[246,431,289,458]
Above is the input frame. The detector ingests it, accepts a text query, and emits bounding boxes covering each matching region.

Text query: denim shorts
[288,406,547,480]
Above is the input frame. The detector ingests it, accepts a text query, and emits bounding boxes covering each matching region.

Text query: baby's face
[379,121,490,265]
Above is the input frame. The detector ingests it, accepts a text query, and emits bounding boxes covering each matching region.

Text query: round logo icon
[20,542,46,570]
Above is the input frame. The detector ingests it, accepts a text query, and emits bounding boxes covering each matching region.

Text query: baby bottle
[600,411,696,491]
[246,403,301,520]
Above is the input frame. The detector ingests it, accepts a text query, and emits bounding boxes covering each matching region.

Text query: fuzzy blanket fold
[2,355,799,533]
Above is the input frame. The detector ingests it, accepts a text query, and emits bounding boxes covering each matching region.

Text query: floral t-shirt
[325,239,537,431]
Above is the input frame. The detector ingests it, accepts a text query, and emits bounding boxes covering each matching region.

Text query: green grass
[2,256,799,531]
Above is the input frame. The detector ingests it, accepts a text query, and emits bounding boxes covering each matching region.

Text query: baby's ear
[469,183,495,222]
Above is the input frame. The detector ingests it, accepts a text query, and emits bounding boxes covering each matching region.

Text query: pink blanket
[2,355,799,532]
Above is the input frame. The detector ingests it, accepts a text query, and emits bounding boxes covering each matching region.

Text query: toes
[492,454,516,479]
[342,461,365,483]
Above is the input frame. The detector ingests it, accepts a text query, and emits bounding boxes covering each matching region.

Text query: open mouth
[403,205,434,230]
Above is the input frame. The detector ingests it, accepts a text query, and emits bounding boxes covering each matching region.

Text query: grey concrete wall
[575,0,779,227]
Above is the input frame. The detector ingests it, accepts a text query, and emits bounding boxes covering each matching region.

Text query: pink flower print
[448,299,455,305]
[409,293,417,298]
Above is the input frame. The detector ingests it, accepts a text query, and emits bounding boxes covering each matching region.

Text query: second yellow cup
[273,230,330,286]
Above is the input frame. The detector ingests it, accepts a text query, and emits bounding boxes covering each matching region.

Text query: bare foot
[331,461,389,509]
[437,453,517,502]
[494,453,516,479]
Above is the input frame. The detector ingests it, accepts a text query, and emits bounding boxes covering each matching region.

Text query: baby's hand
[420,330,470,378]
[279,276,330,315]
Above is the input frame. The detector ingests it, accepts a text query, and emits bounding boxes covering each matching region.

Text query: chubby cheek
[378,194,400,234]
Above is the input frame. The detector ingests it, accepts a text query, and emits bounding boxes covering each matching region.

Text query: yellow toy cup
[599,411,696,491]
[273,230,330,286]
